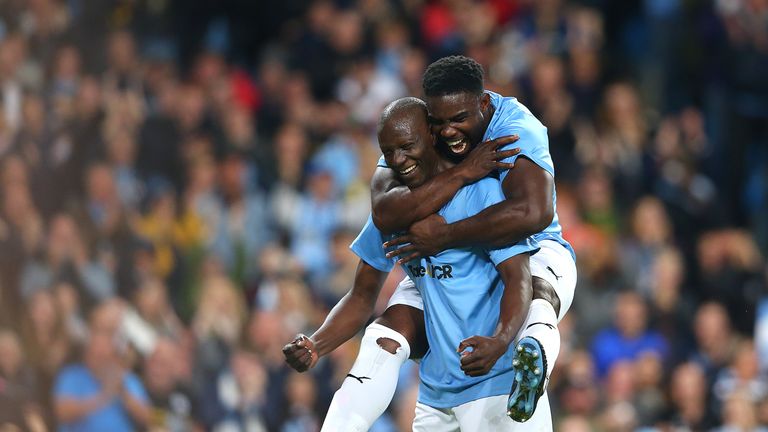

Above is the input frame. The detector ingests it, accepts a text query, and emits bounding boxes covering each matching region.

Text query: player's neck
[435,158,455,174]
[482,103,496,132]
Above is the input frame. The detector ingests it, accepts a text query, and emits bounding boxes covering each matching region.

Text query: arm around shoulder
[438,158,554,250]
[499,157,554,233]
[371,165,469,234]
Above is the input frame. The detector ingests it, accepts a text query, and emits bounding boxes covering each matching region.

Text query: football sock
[518,298,560,379]
[321,323,410,432]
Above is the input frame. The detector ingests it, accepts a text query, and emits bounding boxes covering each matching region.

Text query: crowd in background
[0,0,766,430]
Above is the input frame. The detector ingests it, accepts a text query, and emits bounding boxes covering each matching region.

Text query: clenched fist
[282,334,319,372]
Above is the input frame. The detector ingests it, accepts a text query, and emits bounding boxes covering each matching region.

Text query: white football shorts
[386,240,576,322]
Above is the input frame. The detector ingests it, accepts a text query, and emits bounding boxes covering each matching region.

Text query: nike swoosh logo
[346,373,372,384]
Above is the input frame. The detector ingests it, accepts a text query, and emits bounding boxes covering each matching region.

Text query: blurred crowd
[0,0,766,431]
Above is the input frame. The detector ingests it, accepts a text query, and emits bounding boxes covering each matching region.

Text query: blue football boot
[506,336,547,422]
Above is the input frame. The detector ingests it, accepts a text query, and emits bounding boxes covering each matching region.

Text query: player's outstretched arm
[371,135,520,234]
[385,158,553,261]
[458,253,533,376]
[283,260,387,372]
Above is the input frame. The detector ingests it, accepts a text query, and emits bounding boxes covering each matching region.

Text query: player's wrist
[453,163,477,184]
[492,329,515,348]
[304,335,320,369]
[308,348,319,369]
[434,223,452,250]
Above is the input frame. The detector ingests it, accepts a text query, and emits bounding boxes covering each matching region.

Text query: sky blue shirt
[376,90,575,260]
[483,90,574,259]
[54,365,149,432]
[351,178,539,408]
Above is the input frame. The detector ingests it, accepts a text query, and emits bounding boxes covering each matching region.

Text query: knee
[376,337,401,355]
[374,305,423,349]
[532,277,561,317]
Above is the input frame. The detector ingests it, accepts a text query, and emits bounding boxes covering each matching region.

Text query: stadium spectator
[666,362,718,429]
[53,308,151,431]
[142,338,199,432]
[0,327,46,431]
[0,0,764,429]
[590,291,668,377]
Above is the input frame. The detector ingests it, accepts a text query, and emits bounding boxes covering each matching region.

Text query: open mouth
[399,164,417,176]
[445,137,468,154]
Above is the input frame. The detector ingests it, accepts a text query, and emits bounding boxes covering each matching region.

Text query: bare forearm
[311,292,377,358]
[443,200,545,250]
[495,255,533,346]
[373,166,470,234]
[443,159,554,250]
[310,261,385,357]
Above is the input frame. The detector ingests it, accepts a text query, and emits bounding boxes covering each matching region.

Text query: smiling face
[426,92,491,157]
[378,107,439,189]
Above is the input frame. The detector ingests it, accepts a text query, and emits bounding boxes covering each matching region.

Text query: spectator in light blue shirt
[54,322,152,432]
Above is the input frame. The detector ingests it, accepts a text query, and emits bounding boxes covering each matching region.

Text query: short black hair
[422,55,484,97]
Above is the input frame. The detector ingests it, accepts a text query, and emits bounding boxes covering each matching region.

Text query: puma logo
[546,266,562,281]
[346,373,372,384]
[526,322,556,330]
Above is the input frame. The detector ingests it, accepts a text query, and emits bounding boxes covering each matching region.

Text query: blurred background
[0,0,766,430]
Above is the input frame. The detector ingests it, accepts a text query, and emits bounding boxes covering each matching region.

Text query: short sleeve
[123,373,149,404]
[494,121,554,181]
[487,237,539,266]
[350,215,395,273]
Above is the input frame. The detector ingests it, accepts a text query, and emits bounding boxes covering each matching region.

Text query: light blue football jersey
[483,90,574,259]
[375,90,575,260]
[351,178,539,408]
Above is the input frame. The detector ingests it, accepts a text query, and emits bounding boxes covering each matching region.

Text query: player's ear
[479,92,490,111]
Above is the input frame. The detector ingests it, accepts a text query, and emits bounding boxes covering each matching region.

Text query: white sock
[321,323,410,432]
[518,299,560,379]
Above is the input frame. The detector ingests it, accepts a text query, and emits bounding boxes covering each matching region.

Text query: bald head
[377,97,438,189]
[377,97,428,136]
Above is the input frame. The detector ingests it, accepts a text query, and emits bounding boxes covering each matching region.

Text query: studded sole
[506,337,547,422]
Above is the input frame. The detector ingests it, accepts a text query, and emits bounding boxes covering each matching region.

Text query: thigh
[375,277,428,359]
[413,402,459,432]
[454,395,511,431]
[529,241,577,322]
[454,394,553,432]
[385,276,423,310]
